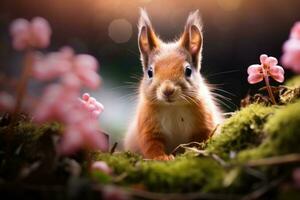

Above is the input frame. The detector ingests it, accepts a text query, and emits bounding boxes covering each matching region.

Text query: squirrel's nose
[163,88,175,98]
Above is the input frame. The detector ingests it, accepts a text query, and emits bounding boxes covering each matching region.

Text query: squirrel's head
[138,9,204,105]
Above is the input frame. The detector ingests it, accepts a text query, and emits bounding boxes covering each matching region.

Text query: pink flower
[248,54,284,84]
[30,17,52,48]
[72,54,100,89]
[32,47,101,89]
[33,84,107,155]
[10,17,51,50]
[91,161,112,174]
[58,124,108,155]
[59,94,107,155]
[32,50,72,81]
[0,92,15,112]
[33,84,78,123]
[79,93,104,119]
[290,22,300,40]
[282,22,300,73]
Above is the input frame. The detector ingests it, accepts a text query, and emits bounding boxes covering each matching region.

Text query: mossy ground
[91,99,300,198]
[1,77,300,199]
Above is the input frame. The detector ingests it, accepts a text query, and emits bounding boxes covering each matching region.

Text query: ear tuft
[138,8,160,69]
[138,8,153,31]
[180,10,203,70]
[184,10,203,31]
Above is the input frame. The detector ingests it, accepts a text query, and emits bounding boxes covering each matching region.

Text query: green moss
[0,120,62,179]
[93,152,224,193]
[238,100,300,160]
[285,75,300,88]
[1,97,300,197]
[205,104,274,159]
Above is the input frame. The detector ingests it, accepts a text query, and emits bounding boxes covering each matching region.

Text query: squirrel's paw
[153,154,174,161]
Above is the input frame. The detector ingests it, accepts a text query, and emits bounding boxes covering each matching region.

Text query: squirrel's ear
[180,10,203,70]
[138,9,160,68]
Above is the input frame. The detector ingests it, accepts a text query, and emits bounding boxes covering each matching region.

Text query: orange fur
[124,10,223,161]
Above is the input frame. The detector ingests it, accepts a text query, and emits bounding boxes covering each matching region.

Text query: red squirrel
[124,9,223,160]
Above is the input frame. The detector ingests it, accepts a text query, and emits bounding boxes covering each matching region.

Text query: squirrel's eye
[185,65,192,77]
[147,68,153,78]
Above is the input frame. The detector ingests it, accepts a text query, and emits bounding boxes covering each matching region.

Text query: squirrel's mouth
[165,98,175,103]
[156,96,176,104]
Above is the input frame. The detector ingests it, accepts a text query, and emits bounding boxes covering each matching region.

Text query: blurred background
[0,0,299,145]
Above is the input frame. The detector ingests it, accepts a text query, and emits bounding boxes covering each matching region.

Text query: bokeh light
[108,18,133,43]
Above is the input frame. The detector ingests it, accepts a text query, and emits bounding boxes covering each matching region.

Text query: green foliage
[238,100,300,160]
[0,119,62,179]
[1,85,300,198]
[285,75,300,88]
[93,152,224,193]
[205,104,274,159]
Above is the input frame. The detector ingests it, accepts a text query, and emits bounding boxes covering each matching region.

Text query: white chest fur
[156,105,197,153]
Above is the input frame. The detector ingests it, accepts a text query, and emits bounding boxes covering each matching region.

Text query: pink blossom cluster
[8,17,107,155]
[34,84,107,155]
[32,46,101,89]
[79,93,104,119]
[32,51,105,154]
[10,17,51,50]
[248,54,284,84]
[282,22,300,73]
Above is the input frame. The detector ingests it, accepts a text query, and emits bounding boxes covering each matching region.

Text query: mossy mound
[285,75,300,88]
[93,152,225,193]
[92,99,300,197]
[205,104,274,159]
[0,118,62,180]
[238,100,300,160]
[1,83,300,199]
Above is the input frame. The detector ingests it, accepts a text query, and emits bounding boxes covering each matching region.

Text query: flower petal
[83,130,109,152]
[10,18,31,50]
[283,39,300,52]
[62,72,81,89]
[248,74,263,84]
[59,127,83,155]
[290,22,300,40]
[247,64,262,75]
[74,54,99,71]
[30,17,52,48]
[82,93,90,101]
[266,57,278,67]
[269,65,284,76]
[271,73,284,83]
[260,54,268,64]
[91,161,112,174]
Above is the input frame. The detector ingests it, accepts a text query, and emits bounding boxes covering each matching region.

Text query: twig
[222,112,235,117]
[171,141,204,155]
[245,153,300,167]
[211,153,229,167]
[12,51,34,122]
[241,178,284,200]
[243,166,267,181]
[209,124,220,137]
[110,142,118,154]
